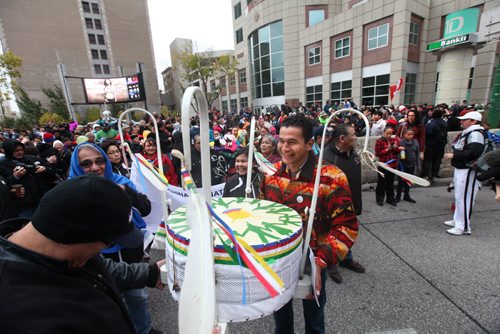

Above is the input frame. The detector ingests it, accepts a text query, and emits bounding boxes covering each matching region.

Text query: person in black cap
[0,175,164,333]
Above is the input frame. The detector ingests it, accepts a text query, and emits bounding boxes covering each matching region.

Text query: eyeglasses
[79,157,106,169]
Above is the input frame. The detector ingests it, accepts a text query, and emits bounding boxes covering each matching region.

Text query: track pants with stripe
[453,168,479,232]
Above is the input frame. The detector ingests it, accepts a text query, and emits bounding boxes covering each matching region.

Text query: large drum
[165,197,303,323]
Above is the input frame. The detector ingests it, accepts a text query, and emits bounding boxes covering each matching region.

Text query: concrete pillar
[435,48,474,105]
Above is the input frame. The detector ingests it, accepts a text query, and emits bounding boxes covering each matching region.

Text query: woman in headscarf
[142,138,178,186]
[68,142,153,334]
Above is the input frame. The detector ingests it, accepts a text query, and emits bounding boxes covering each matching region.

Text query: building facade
[0,0,160,117]
[225,0,499,113]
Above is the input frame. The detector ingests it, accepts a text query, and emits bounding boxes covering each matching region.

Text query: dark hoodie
[0,140,56,212]
[323,144,362,215]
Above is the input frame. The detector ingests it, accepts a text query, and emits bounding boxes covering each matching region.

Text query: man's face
[67,241,109,268]
[12,145,25,159]
[193,137,201,152]
[460,118,475,129]
[278,126,312,171]
[341,127,357,150]
[78,149,106,177]
[407,112,416,123]
[373,114,381,121]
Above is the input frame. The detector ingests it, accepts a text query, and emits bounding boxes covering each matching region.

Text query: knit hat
[43,133,55,144]
[31,175,142,247]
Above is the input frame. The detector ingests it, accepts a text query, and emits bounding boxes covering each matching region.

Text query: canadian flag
[390,78,404,102]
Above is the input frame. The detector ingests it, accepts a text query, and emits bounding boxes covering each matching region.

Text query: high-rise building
[0,0,160,117]
[227,0,499,112]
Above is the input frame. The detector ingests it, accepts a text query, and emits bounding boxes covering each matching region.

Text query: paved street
[147,184,500,334]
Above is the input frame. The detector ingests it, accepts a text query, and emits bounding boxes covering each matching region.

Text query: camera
[16,162,40,174]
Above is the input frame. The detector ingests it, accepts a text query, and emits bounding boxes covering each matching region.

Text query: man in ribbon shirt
[260,115,359,334]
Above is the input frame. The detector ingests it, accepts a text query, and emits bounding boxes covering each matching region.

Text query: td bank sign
[443,8,480,38]
[426,8,480,52]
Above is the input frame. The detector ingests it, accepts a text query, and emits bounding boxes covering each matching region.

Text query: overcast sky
[147,0,235,87]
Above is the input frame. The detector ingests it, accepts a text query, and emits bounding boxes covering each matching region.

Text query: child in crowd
[374,126,404,206]
[222,147,261,198]
[395,129,420,203]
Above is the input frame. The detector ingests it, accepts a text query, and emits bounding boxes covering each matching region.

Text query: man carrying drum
[260,115,359,334]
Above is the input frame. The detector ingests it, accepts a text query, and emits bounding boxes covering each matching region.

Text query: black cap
[31,175,142,247]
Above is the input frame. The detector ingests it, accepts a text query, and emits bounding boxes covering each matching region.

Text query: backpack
[434,121,448,145]
[465,130,500,172]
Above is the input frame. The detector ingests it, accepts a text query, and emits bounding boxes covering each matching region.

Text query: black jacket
[0,218,159,334]
[223,172,261,198]
[323,144,362,215]
[451,127,486,169]
[0,140,57,211]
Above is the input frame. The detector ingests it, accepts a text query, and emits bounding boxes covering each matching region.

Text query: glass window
[230,74,236,86]
[102,64,110,74]
[273,82,284,96]
[236,28,243,44]
[220,77,226,88]
[94,19,102,30]
[409,21,420,45]
[272,67,284,82]
[308,46,321,65]
[404,73,417,105]
[271,37,283,53]
[270,21,283,38]
[258,26,270,42]
[334,37,350,59]
[100,50,107,60]
[230,98,238,111]
[239,70,246,84]
[306,85,322,106]
[210,80,216,91]
[330,80,352,104]
[367,23,389,50]
[222,100,228,112]
[308,9,325,27]
[240,97,248,108]
[82,1,90,13]
[261,56,270,71]
[97,35,105,45]
[361,74,389,106]
[91,49,99,59]
[234,2,242,19]
[271,52,284,67]
[91,3,99,14]
[94,64,102,74]
[88,34,96,44]
[249,21,285,99]
[85,18,93,29]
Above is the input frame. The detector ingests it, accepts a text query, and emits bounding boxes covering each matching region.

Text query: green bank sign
[426,34,470,52]
[443,8,480,38]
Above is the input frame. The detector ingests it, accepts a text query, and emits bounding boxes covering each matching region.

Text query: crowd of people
[0,98,499,333]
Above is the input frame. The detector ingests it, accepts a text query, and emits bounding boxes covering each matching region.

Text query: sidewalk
[147,185,500,333]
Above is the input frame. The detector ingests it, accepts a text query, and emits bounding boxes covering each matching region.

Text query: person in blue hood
[69,142,155,334]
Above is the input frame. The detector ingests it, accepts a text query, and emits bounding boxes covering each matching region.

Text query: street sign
[426,34,470,52]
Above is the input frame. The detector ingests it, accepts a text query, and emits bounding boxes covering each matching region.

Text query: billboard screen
[82,73,145,104]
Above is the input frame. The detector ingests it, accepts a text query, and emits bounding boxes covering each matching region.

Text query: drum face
[165,197,303,322]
